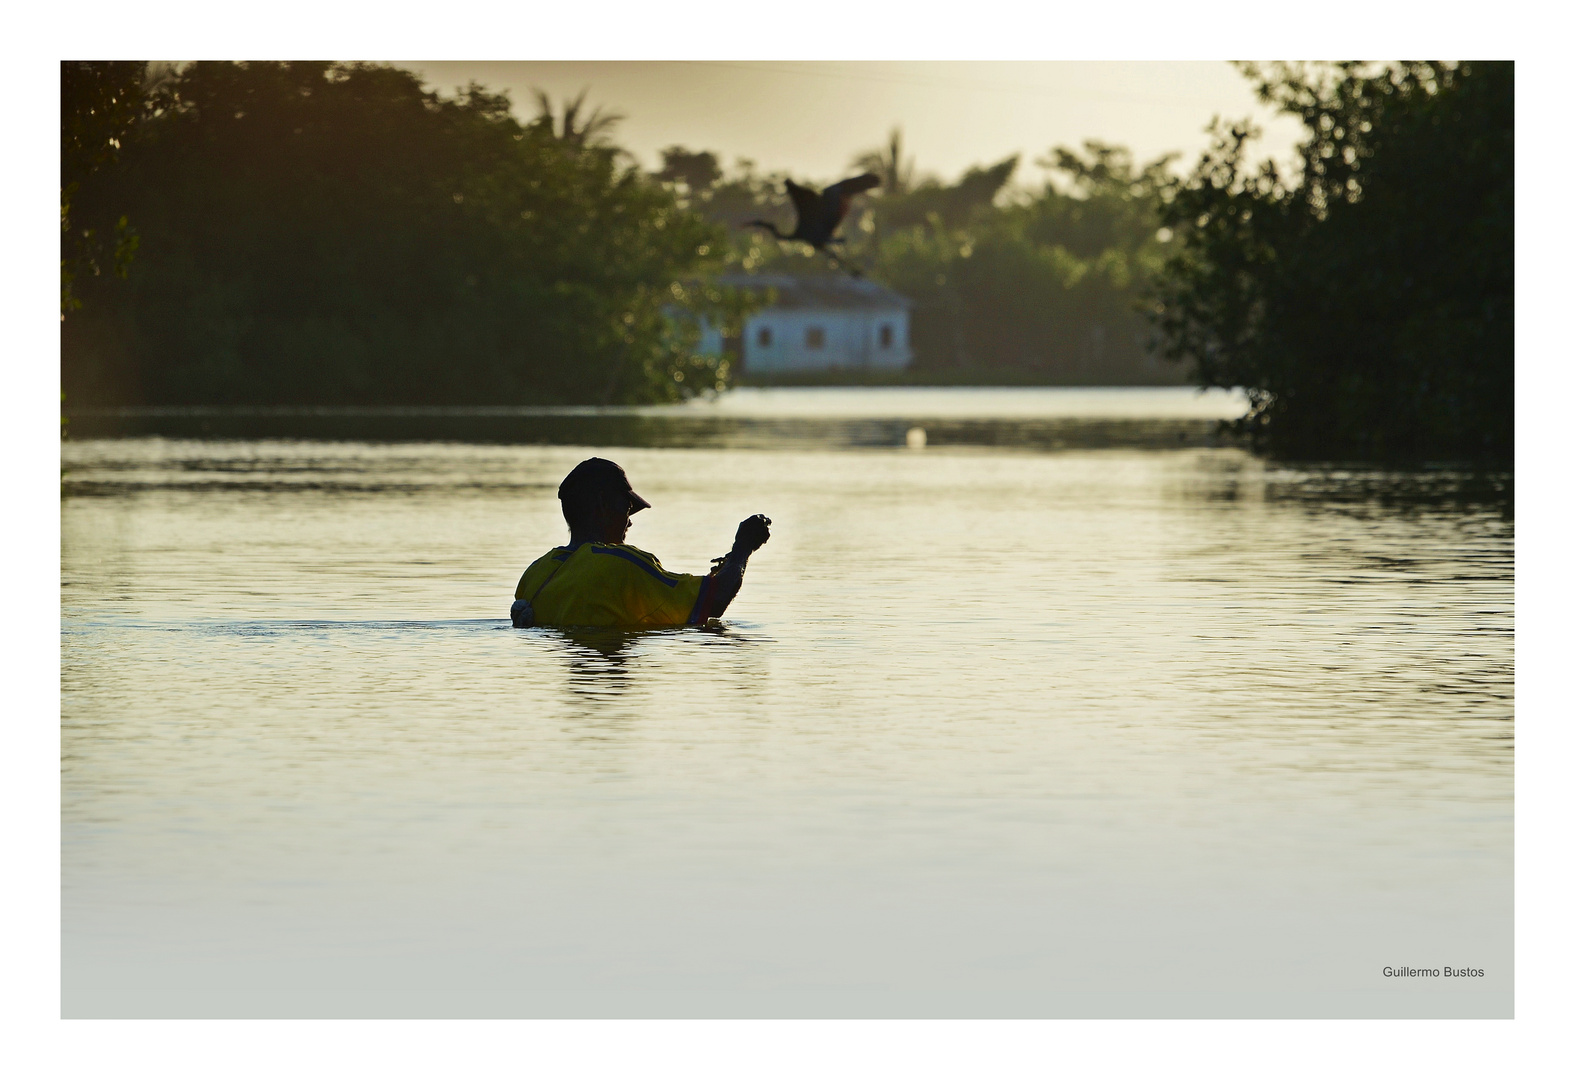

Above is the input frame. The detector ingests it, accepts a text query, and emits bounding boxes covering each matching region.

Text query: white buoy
[905,426,927,450]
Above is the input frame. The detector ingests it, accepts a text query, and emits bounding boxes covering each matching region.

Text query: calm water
[60,388,1514,1017]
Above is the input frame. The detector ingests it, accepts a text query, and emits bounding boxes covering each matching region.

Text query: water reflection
[1175,453,1513,520]
[59,400,1512,1018]
[544,625,761,695]
[548,626,640,704]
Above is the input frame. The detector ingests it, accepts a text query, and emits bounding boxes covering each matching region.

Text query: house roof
[718,273,913,312]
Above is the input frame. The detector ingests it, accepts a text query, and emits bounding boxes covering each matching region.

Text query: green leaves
[1152,61,1512,461]
[61,62,732,407]
[61,61,149,315]
[861,141,1175,379]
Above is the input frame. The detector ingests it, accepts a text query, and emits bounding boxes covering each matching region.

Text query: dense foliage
[62,62,737,406]
[1152,62,1513,461]
[61,61,149,315]
[867,142,1177,383]
[66,60,1508,428]
[663,137,1182,384]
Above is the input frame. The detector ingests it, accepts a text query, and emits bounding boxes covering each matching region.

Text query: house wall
[697,322,725,356]
[743,308,911,373]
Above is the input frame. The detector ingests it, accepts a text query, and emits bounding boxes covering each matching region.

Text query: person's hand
[732,514,772,555]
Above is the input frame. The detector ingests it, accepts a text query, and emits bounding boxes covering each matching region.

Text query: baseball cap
[557,457,651,512]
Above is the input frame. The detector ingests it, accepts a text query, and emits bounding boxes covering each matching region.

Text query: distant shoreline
[736,368,1193,389]
[62,385,1241,421]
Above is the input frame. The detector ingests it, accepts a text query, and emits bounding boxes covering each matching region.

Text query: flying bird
[747,173,880,276]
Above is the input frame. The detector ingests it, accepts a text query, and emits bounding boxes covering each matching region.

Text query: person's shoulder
[517,546,575,600]
[589,543,686,585]
[591,542,663,568]
[530,545,574,565]
[522,546,574,575]
[611,543,661,563]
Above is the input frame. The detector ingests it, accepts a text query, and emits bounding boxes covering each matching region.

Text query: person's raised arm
[691,514,770,622]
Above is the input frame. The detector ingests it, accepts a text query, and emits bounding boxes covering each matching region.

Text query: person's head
[558,458,650,543]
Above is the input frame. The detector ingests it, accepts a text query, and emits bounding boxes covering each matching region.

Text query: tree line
[63,60,1511,460]
[62,62,739,407]
[653,134,1181,386]
[1152,61,1511,461]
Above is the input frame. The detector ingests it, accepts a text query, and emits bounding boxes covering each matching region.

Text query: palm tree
[850,127,915,197]
[529,87,625,150]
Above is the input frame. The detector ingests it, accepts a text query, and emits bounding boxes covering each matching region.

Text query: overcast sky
[397,61,1308,188]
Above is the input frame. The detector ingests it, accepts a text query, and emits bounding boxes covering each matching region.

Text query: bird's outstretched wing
[783,179,821,233]
[824,173,881,201]
[778,174,879,249]
[821,173,881,234]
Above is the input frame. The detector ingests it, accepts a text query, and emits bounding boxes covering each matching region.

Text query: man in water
[511,457,771,628]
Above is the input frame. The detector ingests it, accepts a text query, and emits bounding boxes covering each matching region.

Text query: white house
[708,273,914,374]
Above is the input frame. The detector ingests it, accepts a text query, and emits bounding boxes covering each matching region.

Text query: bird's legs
[822,240,866,279]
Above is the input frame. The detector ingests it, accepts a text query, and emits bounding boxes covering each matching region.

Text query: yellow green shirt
[514,542,719,628]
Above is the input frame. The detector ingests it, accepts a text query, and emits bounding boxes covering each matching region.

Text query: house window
[805,326,825,349]
[757,326,772,347]
[878,324,894,348]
